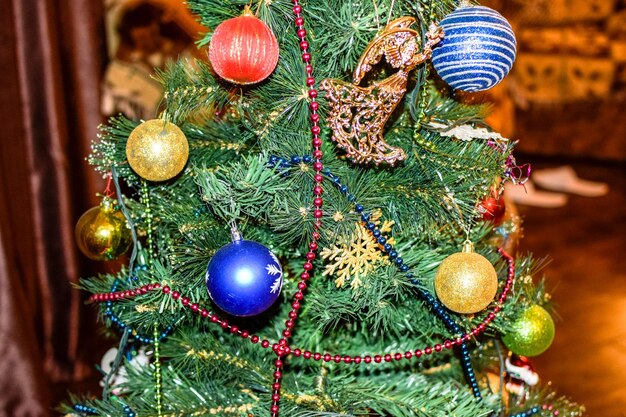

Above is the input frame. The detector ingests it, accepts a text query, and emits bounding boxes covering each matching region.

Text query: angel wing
[320,19,443,166]
[353,17,420,84]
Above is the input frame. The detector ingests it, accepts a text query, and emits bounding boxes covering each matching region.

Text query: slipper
[505,181,568,208]
[532,166,609,197]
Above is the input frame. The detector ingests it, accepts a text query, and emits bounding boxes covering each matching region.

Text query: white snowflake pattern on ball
[269,250,280,266]
[266,250,283,294]
[266,263,282,294]
[270,276,282,294]
[266,263,281,276]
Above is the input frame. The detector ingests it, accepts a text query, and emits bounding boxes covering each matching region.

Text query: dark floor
[516,157,626,417]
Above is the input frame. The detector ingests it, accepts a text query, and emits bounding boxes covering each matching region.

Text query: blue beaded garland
[73,404,98,415]
[263,154,482,398]
[509,406,541,417]
[206,239,283,317]
[432,6,516,92]
[105,281,173,343]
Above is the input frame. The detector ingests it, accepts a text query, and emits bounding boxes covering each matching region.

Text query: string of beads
[105,280,173,343]
[85,249,559,416]
[264,2,327,415]
[72,403,136,416]
[88,235,512,363]
[269,155,482,397]
[154,327,163,417]
[87,163,512,397]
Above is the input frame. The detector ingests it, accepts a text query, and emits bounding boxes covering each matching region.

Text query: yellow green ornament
[503,304,555,357]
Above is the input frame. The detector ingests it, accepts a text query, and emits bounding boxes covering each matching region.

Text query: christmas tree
[66,1,585,416]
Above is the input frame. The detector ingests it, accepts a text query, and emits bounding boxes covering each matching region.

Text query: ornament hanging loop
[243,4,254,16]
[230,221,243,242]
[103,172,114,197]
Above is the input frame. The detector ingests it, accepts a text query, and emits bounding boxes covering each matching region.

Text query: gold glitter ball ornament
[434,242,498,314]
[75,197,131,261]
[503,304,555,357]
[126,119,189,182]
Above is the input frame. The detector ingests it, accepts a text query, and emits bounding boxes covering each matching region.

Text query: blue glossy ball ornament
[206,239,283,317]
[432,6,517,92]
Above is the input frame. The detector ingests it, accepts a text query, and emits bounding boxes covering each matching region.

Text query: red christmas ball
[478,194,506,223]
[208,7,279,85]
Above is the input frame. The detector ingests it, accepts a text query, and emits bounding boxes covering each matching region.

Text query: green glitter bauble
[503,304,555,357]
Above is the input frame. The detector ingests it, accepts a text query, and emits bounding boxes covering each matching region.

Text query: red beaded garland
[87,248,517,366]
[90,256,513,389]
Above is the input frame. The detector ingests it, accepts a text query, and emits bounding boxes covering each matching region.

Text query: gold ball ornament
[126,119,189,182]
[503,304,555,357]
[75,197,131,261]
[434,242,498,314]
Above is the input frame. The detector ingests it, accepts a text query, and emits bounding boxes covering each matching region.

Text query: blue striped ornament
[432,6,516,92]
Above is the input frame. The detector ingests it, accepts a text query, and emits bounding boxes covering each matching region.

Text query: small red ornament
[208,7,279,85]
[505,355,539,397]
[478,194,506,223]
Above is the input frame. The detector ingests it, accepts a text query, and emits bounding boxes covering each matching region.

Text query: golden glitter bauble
[434,242,498,314]
[503,304,555,357]
[126,119,189,182]
[75,198,131,261]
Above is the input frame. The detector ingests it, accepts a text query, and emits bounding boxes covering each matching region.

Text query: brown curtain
[0,0,108,415]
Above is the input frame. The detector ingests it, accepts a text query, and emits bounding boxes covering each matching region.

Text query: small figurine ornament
[99,346,150,395]
[321,18,443,166]
[505,355,539,397]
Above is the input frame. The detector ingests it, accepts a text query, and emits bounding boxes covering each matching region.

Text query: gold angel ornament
[321,18,443,165]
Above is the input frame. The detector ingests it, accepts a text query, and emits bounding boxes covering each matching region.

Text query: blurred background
[0,0,623,416]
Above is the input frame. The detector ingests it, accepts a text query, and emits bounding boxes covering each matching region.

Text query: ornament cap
[230,222,243,242]
[462,240,474,253]
[100,196,113,211]
[242,5,254,16]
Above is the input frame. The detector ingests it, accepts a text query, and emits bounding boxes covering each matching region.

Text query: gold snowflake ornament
[321,210,395,288]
